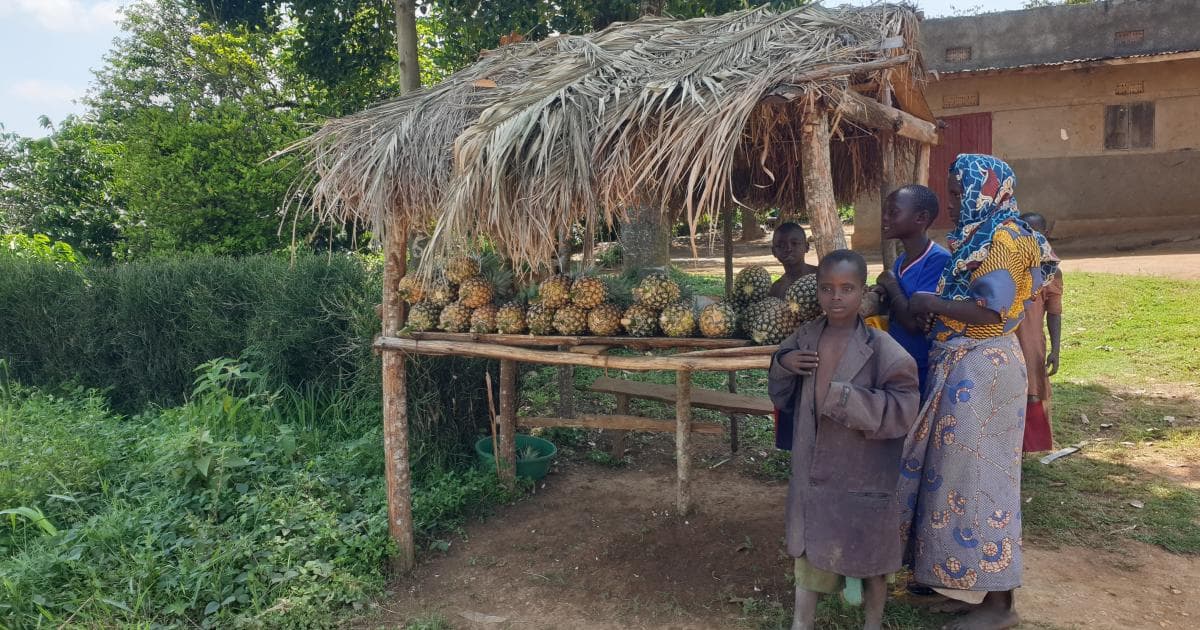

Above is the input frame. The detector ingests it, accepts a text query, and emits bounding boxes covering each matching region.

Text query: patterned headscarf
[937,154,1057,301]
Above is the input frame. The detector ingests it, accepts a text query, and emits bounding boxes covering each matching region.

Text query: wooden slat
[588,376,773,415]
[570,344,610,355]
[518,415,724,435]
[834,89,939,145]
[377,337,771,372]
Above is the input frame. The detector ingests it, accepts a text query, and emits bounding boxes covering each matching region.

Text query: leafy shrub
[0,233,81,268]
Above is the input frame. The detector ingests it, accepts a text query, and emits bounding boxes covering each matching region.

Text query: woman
[900,154,1058,630]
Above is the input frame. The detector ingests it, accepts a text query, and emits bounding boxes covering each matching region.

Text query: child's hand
[1046,350,1060,376]
[780,350,819,375]
[876,270,900,294]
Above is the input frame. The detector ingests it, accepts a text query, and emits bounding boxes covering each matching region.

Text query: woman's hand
[908,292,942,315]
[780,350,819,375]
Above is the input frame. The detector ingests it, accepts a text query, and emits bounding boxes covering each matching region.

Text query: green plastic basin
[475,434,557,480]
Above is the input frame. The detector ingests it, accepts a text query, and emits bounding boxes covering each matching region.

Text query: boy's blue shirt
[889,239,951,394]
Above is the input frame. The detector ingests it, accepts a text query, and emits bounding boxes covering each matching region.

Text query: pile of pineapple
[399,256,825,345]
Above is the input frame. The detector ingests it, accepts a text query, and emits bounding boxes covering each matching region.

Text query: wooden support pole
[381,223,415,573]
[498,359,518,483]
[721,204,739,452]
[878,76,901,270]
[676,369,693,515]
[833,89,939,145]
[801,111,847,259]
[914,142,932,186]
[609,393,630,459]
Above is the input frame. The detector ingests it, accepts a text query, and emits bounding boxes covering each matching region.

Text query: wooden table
[375,332,775,514]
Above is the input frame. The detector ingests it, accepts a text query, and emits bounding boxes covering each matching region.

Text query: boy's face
[771,230,808,267]
[881,190,926,240]
[1025,215,1049,235]
[817,261,865,324]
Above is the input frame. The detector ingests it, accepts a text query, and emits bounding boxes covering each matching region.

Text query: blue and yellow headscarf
[937,154,1058,301]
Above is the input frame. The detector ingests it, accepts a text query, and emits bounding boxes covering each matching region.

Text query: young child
[873,185,952,399]
[1015,212,1063,452]
[768,250,921,630]
[768,222,816,298]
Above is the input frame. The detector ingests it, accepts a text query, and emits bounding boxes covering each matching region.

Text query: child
[1015,212,1062,452]
[768,222,816,298]
[768,250,921,630]
[873,185,951,400]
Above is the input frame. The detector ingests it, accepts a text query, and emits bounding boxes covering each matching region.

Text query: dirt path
[361,451,1199,629]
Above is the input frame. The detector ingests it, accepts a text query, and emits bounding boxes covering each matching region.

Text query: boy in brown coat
[768,250,921,630]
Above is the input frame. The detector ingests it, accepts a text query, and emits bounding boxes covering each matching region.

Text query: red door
[928,113,992,230]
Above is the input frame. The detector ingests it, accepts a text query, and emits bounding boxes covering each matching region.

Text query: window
[1114,29,1145,46]
[945,46,972,62]
[942,93,980,109]
[1104,102,1154,150]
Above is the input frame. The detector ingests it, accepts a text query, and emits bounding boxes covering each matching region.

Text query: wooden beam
[498,360,518,483]
[410,331,751,350]
[914,142,932,186]
[676,369,693,515]
[800,110,847,258]
[609,394,631,459]
[377,336,772,372]
[878,75,900,271]
[588,376,773,415]
[835,89,939,145]
[381,223,415,573]
[518,414,724,435]
[889,61,936,123]
[779,55,910,87]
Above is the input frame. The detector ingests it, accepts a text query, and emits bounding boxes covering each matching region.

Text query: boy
[768,222,816,298]
[873,185,951,399]
[768,250,921,630]
[1015,212,1062,452]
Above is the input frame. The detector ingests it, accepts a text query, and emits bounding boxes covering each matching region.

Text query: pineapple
[784,274,822,323]
[659,302,696,338]
[552,305,589,336]
[632,272,681,309]
[734,265,772,305]
[438,301,472,332]
[570,276,608,309]
[446,255,481,285]
[470,304,499,334]
[428,277,456,307]
[698,302,738,338]
[587,303,623,336]
[537,275,572,308]
[458,275,495,309]
[740,297,796,345]
[406,302,440,332]
[526,303,557,335]
[620,304,660,337]
[397,275,426,303]
[495,302,527,334]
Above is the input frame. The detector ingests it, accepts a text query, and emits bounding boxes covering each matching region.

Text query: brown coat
[768,317,920,578]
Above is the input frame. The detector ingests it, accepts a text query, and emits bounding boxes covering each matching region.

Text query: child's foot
[927,598,974,614]
[941,607,1019,630]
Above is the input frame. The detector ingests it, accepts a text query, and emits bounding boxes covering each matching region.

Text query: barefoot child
[768,222,815,298]
[874,185,952,400]
[1015,212,1062,452]
[768,250,921,630]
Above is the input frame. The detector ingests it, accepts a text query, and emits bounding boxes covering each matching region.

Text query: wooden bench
[585,376,772,456]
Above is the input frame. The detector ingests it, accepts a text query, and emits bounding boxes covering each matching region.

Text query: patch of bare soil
[358,438,1199,629]
[1021,542,1199,629]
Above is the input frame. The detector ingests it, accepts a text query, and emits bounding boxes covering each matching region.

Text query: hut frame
[288,3,937,571]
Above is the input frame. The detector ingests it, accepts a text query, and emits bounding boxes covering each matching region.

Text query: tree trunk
[620,204,672,272]
[639,0,666,16]
[800,110,848,258]
[381,224,415,574]
[739,210,765,242]
[393,0,420,93]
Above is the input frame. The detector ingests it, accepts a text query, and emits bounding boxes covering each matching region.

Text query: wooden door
[928,113,992,230]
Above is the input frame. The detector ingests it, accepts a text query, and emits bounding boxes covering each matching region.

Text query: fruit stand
[287,3,938,570]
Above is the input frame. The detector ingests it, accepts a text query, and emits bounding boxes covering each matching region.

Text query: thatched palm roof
[286,2,929,273]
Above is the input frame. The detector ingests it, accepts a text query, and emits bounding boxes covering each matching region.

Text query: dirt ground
[669,226,1200,281]
[361,433,1199,630]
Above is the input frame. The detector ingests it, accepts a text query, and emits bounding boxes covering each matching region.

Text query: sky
[0,0,1030,138]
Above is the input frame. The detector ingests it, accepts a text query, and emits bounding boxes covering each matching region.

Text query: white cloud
[7,79,82,106]
[0,0,124,33]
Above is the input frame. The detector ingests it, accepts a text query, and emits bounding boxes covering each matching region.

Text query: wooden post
[914,142,932,186]
[801,110,847,258]
[381,223,415,573]
[498,359,518,483]
[878,77,901,270]
[676,368,693,515]
[609,393,630,459]
[721,204,738,451]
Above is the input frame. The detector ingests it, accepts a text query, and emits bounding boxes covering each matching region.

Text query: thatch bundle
[285,3,926,274]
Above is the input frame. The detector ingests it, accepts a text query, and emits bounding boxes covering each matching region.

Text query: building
[855,0,1200,249]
